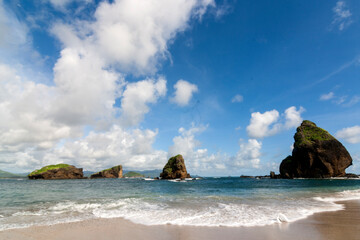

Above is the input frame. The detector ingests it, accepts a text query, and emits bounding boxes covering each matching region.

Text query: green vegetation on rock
[28,164,71,177]
[123,171,145,178]
[162,154,181,175]
[294,120,334,147]
[94,165,122,175]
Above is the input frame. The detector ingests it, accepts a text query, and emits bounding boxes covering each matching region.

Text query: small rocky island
[90,165,123,179]
[279,120,352,178]
[123,171,145,178]
[28,164,84,180]
[160,154,191,179]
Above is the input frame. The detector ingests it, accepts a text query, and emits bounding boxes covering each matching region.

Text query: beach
[1,200,359,240]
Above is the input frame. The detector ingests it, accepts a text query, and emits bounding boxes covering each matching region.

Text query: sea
[1,177,360,231]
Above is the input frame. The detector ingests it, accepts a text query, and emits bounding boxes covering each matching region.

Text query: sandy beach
[1,200,359,240]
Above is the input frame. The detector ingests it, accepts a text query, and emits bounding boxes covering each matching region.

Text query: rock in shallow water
[280,120,352,178]
[160,154,191,179]
[90,165,123,179]
[28,164,84,180]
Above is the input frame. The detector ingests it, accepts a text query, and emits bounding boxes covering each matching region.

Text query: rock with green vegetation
[123,171,145,178]
[90,165,123,179]
[160,154,191,179]
[28,164,84,180]
[280,120,352,178]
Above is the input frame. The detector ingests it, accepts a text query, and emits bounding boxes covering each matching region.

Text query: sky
[0,0,360,176]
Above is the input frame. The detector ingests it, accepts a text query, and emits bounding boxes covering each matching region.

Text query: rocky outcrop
[280,120,352,178]
[160,155,191,179]
[90,165,123,179]
[28,164,84,180]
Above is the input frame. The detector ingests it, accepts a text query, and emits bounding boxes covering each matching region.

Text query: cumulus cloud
[168,124,230,174]
[284,106,305,129]
[169,124,207,158]
[168,124,263,175]
[48,125,168,171]
[0,64,77,154]
[51,48,124,128]
[0,125,168,172]
[336,126,360,144]
[232,139,262,169]
[331,1,352,31]
[171,79,198,106]
[246,110,280,138]
[231,94,243,103]
[52,0,215,75]
[120,77,167,127]
[246,106,304,139]
[0,0,216,171]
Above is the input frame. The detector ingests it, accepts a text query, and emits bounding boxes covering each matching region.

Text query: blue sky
[0,0,359,176]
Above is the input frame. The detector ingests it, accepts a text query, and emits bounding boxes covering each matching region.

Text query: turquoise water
[1,178,360,230]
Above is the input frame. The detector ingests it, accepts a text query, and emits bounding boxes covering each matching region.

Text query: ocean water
[0,177,360,230]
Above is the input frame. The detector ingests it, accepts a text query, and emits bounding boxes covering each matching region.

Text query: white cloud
[231,94,243,103]
[0,64,78,153]
[0,125,168,172]
[284,106,305,129]
[331,1,352,31]
[120,77,167,127]
[320,92,335,101]
[52,0,215,75]
[48,0,93,10]
[168,124,263,175]
[344,96,360,107]
[0,1,29,49]
[51,48,124,128]
[319,91,360,107]
[169,124,207,158]
[49,125,168,171]
[246,110,280,138]
[246,106,304,139]
[336,126,360,144]
[168,124,229,175]
[0,1,216,172]
[232,139,262,169]
[170,79,198,106]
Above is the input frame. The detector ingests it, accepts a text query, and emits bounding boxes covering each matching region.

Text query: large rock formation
[160,154,191,179]
[280,120,352,178]
[90,165,123,179]
[28,164,84,180]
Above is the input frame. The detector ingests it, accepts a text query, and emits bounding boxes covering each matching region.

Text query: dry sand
[0,200,359,240]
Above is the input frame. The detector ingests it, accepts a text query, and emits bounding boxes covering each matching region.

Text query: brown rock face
[160,154,191,179]
[28,165,84,180]
[280,120,352,178]
[90,165,123,179]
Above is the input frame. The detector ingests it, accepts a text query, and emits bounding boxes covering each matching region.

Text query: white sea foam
[2,187,360,231]
[313,189,360,202]
[90,198,343,227]
[143,178,155,181]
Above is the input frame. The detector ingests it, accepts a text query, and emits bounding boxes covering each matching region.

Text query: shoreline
[1,200,359,240]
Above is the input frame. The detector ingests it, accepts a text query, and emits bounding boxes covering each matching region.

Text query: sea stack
[160,154,191,179]
[90,165,123,179]
[28,164,84,180]
[280,120,352,178]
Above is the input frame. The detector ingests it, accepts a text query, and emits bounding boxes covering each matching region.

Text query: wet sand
[0,200,359,240]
